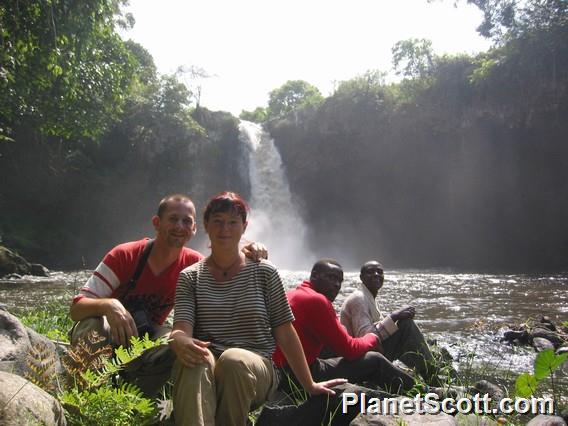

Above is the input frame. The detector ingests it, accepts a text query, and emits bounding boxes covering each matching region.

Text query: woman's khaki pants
[172,347,277,426]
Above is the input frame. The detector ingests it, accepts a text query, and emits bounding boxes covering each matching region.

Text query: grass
[17,297,73,343]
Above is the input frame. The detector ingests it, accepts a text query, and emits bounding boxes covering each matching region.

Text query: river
[1,269,567,381]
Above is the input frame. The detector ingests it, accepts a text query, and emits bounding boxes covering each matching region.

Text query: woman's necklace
[208,255,241,278]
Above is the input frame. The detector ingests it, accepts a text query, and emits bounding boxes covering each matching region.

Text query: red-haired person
[69,194,266,396]
[170,192,345,426]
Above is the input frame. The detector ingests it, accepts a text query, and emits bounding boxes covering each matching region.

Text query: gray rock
[0,371,66,425]
[533,337,556,352]
[526,415,567,426]
[469,380,504,401]
[531,328,565,348]
[350,412,457,425]
[0,246,50,277]
[454,413,499,425]
[0,310,61,383]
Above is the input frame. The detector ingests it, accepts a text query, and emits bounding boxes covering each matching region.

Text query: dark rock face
[0,245,50,277]
[0,245,31,277]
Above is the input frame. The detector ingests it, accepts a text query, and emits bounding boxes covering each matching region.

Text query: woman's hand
[306,378,348,396]
[170,329,212,368]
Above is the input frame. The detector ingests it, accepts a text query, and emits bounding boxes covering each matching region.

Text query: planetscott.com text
[341,392,554,415]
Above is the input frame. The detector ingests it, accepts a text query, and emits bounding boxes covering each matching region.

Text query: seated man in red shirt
[273,259,415,396]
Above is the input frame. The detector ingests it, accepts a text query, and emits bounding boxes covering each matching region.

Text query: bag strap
[120,239,154,299]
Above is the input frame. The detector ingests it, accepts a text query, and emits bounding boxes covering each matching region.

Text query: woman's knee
[215,348,255,381]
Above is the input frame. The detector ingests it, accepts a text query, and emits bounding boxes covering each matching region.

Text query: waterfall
[239,121,310,270]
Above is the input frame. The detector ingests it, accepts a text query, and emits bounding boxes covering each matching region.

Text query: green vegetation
[19,299,73,343]
[516,349,568,412]
[1,0,566,273]
[58,334,165,425]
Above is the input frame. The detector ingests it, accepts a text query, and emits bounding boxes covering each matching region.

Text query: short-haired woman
[170,191,344,425]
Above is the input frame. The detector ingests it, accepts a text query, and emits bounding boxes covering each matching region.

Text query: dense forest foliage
[244,0,568,271]
[1,0,566,271]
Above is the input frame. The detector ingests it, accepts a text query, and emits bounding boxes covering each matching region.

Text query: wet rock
[533,337,556,352]
[0,245,50,277]
[30,263,50,277]
[539,316,557,332]
[526,415,567,426]
[0,371,66,425]
[557,347,568,356]
[502,329,530,345]
[0,245,31,277]
[531,328,565,348]
[3,273,23,279]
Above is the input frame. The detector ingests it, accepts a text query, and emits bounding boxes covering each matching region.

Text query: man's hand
[391,306,415,322]
[170,330,212,368]
[104,299,138,347]
[241,241,268,261]
[306,378,348,396]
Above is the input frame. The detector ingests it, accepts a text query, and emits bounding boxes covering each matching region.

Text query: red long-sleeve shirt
[273,280,379,367]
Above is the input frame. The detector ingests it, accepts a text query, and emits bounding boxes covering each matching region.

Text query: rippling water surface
[2,269,567,377]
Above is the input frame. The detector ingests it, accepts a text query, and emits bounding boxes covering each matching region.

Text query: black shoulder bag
[120,239,155,337]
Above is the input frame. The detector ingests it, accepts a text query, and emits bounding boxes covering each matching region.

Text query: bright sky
[121,0,491,115]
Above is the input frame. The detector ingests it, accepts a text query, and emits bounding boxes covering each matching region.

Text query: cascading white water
[239,121,311,270]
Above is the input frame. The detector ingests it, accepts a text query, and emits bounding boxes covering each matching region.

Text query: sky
[120,0,492,116]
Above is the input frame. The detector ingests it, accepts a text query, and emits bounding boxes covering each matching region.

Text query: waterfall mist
[238,121,312,270]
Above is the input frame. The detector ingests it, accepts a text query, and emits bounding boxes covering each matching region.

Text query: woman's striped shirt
[174,258,294,359]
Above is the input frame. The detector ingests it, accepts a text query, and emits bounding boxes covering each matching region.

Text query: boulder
[526,415,567,426]
[0,310,61,385]
[350,412,457,425]
[30,263,50,277]
[533,337,556,352]
[0,371,66,425]
[0,245,49,277]
[0,245,31,277]
[531,328,565,348]
[469,380,504,401]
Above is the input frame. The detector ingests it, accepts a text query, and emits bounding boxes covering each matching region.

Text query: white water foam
[239,121,311,269]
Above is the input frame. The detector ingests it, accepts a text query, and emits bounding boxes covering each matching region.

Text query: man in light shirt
[340,260,441,386]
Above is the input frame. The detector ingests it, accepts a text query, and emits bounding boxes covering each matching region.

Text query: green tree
[392,38,435,79]
[0,0,135,140]
[267,80,324,118]
[239,107,268,123]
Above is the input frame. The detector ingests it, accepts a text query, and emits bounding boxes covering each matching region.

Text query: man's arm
[341,294,377,337]
[70,297,137,348]
[241,241,268,261]
[273,322,346,396]
[309,297,378,360]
